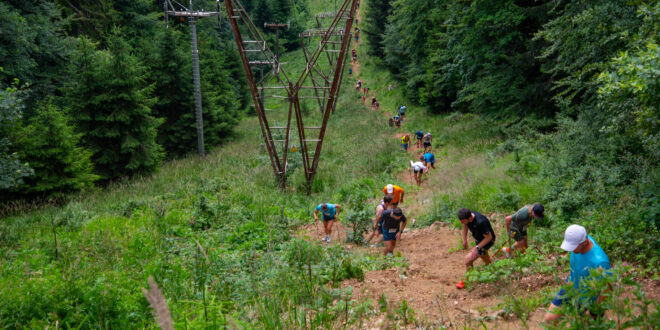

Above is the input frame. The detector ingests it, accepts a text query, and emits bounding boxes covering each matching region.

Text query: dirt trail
[301,4,660,329]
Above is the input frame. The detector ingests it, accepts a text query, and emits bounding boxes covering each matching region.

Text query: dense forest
[0,0,311,201]
[364,0,659,262]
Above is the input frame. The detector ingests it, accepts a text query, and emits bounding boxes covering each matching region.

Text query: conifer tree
[65,30,163,181]
[9,101,97,199]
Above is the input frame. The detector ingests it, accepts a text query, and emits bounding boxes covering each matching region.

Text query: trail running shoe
[456,280,465,289]
[321,236,327,242]
[326,237,331,243]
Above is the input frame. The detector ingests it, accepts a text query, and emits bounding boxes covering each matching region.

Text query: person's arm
[334,204,341,220]
[396,217,408,239]
[462,223,469,249]
[400,191,405,203]
[314,209,319,223]
[477,232,492,249]
[505,215,513,235]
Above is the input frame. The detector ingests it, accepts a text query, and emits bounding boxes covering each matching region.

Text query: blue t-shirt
[570,236,611,291]
[415,131,424,139]
[423,153,435,163]
[316,203,336,219]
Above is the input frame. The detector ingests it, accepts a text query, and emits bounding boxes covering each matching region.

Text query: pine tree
[362,0,393,59]
[65,30,163,181]
[8,101,97,199]
[0,78,33,191]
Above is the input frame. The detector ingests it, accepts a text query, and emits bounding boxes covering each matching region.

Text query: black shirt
[380,210,407,231]
[466,211,495,243]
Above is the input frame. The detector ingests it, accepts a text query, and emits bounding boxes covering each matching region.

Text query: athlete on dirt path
[505,203,544,255]
[456,208,496,289]
[366,194,393,245]
[422,132,432,153]
[313,203,342,243]
[383,184,404,207]
[422,152,435,169]
[544,224,612,323]
[414,130,424,148]
[378,207,407,256]
[410,160,427,186]
[401,134,411,152]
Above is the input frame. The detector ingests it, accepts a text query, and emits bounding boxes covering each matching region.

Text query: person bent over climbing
[456,208,496,289]
[544,224,612,324]
[505,203,544,255]
[383,184,404,207]
[422,152,435,169]
[314,203,341,243]
[422,132,432,153]
[414,130,424,148]
[410,160,427,186]
[401,134,411,152]
[379,207,407,256]
[366,194,393,244]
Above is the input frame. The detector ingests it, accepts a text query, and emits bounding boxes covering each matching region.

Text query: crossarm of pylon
[227,0,293,90]
[293,0,354,88]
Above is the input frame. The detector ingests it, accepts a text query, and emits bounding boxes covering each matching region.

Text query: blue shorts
[402,143,408,150]
[425,156,435,164]
[382,227,398,241]
[551,288,604,317]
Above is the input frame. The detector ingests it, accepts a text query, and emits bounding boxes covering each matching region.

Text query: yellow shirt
[401,135,410,144]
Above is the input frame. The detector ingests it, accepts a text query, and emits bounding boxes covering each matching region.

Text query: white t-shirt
[411,161,426,171]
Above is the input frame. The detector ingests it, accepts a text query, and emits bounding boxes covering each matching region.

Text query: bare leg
[544,303,561,323]
[383,240,396,255]
[513,236,528,254]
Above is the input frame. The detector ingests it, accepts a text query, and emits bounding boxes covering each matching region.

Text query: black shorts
[423,142,431,147]
[416,137,422,141]
[323,215,335,222]
[509,224,528,242]
[414,169,423,174]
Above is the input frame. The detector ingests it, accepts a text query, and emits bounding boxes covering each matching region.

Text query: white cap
[560,224,587,252]
[386,184,394,193]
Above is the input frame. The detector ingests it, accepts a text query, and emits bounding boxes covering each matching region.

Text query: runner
[394,115,401,128]
[366,194,393,244]
[313,203,342,243]
[456,208,496,289]
[414,130,424,148]
[410,160,427,186]
[401,134,411,152]
[505,203,544,254]
[348,67,352,76]
[371,97,378,110]
[422,152,435,169]
[544,224,612,323]
[422,132,432,153]
[355,79,362,92]
[374,100,380,110]
[378,207,407,256]
[398,105,407,120]
[383,184,404,207]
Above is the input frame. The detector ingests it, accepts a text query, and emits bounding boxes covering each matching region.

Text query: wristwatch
[475,246,482,254]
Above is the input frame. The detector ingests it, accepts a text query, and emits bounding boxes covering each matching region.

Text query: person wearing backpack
[414,130,424,148]
[401,134,411,152]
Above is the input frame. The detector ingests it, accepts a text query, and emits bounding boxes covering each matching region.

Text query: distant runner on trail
[366,194,393,244]
[383,184,404,207]
[378,207,407,256]
[422,132,432,153]
[398,105,407,120]
[394,115,401,128]
[456,208,496,289]
[313,203,342,243]
[410,160,427,186]
[422,152,435,169]
[401,134,411,152]
[544,224,612,323]
[505,203,544,254]
[414,130,424,148]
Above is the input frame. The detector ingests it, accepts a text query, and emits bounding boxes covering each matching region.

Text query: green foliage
[547,267,659,329]
[64,32,163,181]
[464,248,558,286]
[7,101,97,199]
[362,0,393,59]
[0,0,72,106]
[0,81,33,190]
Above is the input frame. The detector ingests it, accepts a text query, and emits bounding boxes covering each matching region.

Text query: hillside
[0,0,658,328]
